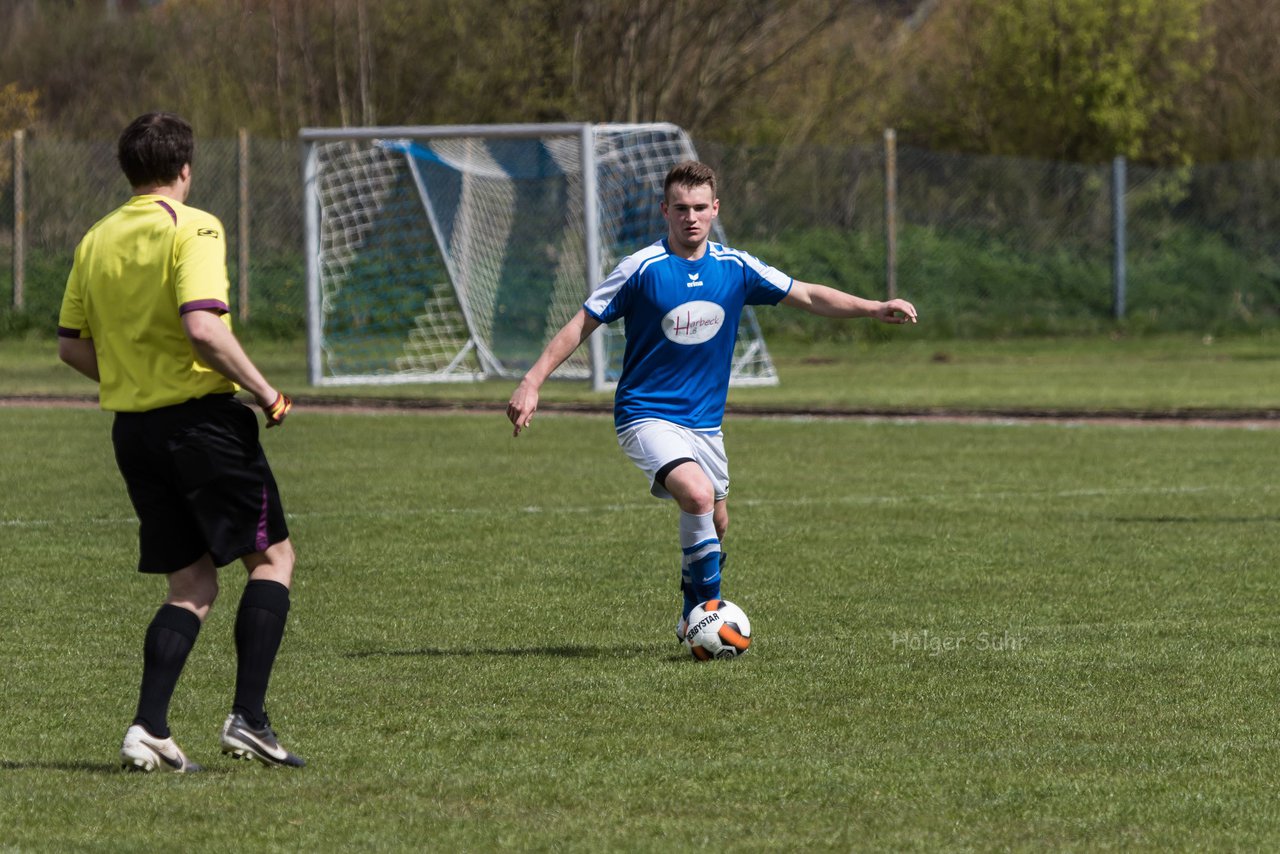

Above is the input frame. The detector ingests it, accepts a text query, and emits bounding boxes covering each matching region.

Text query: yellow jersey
[58,194,238,412]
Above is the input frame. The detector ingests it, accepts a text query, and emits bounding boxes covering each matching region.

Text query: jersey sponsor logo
[662,300,724,345]
[686,273,702,287]
[197,228,220,239]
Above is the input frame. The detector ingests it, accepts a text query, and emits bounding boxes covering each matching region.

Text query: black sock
[232,579,291,728]
[133,604,202,739]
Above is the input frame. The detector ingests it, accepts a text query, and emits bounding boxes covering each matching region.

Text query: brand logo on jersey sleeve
[197,228,220,239]
[663,300,725,345]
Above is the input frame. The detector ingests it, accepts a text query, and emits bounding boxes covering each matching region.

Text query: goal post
[300,122,778,389]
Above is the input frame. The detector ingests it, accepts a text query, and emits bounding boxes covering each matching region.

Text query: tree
[565,0,848,130]
[0,81,40,204]
[714,4,910,147]
[1194,0,1280,161]
[0,82,39,138]
[893,0,1213,163]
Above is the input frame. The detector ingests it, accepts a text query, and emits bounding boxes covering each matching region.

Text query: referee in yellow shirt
[58,112,303,772]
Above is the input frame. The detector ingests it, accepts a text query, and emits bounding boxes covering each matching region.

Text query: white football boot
[120,724,203,773]
[219,712,305,768]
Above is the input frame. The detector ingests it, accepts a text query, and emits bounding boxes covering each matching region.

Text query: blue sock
[679,511,721,619]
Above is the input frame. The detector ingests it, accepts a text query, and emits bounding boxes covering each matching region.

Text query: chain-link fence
[0,133,304,334]
[706,141,1280,338]
[4,131,1280,339]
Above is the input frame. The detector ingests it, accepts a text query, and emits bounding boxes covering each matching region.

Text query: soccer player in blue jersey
[506,160,917,641]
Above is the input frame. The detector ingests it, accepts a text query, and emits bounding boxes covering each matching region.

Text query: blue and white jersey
[585,238,793,431]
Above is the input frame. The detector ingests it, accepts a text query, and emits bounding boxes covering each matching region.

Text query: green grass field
[6,330,1280,413]
[3,389,1280,849]
[2,332,1280,850]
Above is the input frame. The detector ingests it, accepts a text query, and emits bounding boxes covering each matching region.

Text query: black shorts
[112,393,289,573]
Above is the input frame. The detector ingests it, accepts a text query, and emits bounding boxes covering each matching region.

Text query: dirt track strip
[5,394,1280,429]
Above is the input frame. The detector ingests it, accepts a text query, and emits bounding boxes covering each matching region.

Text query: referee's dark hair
[117,112,194,189]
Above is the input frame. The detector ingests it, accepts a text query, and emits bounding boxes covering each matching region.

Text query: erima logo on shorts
[197,228,220,239]
[662,300,725,345]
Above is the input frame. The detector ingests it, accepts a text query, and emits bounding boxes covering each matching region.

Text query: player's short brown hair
[117,112,194,188]
[664,160,717,202]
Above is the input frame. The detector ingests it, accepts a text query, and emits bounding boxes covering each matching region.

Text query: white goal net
[301,123,778,389]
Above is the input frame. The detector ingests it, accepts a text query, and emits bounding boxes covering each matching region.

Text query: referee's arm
[58,336,100,382]
[183,309,279,411]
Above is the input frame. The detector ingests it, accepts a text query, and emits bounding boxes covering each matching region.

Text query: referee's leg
[123,555,216,770]
[220,538,304,765]
[244,538,294,588]
[233,539,295,725]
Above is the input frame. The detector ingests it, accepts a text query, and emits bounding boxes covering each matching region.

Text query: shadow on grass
[0,759,236,775]
[346,643,675,659]
[1113,515,1280,524]
[0,760,118,774]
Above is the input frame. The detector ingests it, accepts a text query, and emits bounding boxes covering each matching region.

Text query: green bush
[232,251,307,339]
[4,224,1279,342]
[0,247,72,334]
[1127,223,1280,334]
[0,247,308,339]
[741,223,1280,341]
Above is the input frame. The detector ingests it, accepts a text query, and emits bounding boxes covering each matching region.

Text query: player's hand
[875,299,918,324]
[507,381,539,437]
[262,391,293,428]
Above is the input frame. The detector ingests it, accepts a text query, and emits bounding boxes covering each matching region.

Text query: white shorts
[617,419,729,501]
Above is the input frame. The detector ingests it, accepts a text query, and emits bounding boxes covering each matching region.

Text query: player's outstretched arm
[182,309,291,427]
[781,280,917,324]
[507,309,600,437]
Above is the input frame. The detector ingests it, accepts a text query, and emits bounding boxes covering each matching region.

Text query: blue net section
[310,126,776,386]
[387,137,584,371]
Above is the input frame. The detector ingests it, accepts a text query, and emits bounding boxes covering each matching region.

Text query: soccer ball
[683,599,752,660]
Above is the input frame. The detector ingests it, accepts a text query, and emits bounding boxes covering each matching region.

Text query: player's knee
[167,567,218,618]
[675,478,716,515]
[272,538,296,573]
[687,489,715,516]
[246,538,295,587]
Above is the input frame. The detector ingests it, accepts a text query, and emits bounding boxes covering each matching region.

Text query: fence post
[238,128,251,322]
[13,129,25,310]
[1112,155,1126,319]
[884,128,898,300]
